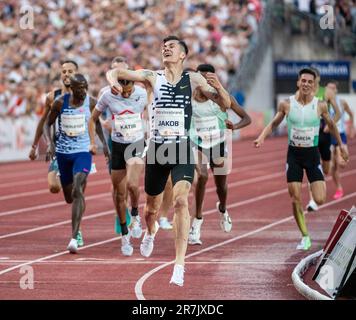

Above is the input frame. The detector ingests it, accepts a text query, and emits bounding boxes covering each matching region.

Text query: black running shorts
[318,129,331,162]
[286,145,324,183]
[111,139,146,170]
[144,140,195,196]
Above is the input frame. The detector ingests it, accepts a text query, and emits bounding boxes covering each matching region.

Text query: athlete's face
[120,82,134,98]
[326,83,337,94]
[298,74,315,95]
[61,63,77,87]
[162,40,186,64]
[71,81,88,101]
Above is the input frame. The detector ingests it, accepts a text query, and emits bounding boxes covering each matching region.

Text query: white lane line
[2,166,356,240]
[134,191,356,300]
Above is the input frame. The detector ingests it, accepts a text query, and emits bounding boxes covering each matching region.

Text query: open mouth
[163,51,172,57]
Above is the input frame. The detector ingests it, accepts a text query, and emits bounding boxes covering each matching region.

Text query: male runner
[106,35,231,286]
[189,63,251,245]
[90,76,148,256]
[29,60,78,193]
[254,68,348,250]
[46,74,108,253]
[326,80,355,199]
[305,67,341,211]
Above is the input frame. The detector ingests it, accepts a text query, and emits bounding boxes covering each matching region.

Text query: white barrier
[0,114,39,162]
[292,250,332,300]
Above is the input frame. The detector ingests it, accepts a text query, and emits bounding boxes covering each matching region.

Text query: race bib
[61,114,86,137]
[154,108,185,136]
[194,116,222,147]
[114,113,143,141]
[290,127,315,147]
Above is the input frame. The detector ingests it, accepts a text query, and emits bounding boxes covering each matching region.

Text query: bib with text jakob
[154,108,185,136]
[114,113,142,141]
[290,127,316,147]
[61,114,86,137]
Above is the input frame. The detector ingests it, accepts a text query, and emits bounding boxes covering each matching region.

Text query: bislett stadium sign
[275,61,350,79]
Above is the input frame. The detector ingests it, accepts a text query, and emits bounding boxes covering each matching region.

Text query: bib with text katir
[290,127,315,147]
[154,108,185,136]
[114,113,142,142]
[61,114,86,137]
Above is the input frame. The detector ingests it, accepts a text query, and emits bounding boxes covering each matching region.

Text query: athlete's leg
[310,180,326,206]
[159,176,173,229]
[194,151,209,220]
[288,182,308,237]
[126,157,144,212]
[172,180,191,266]
[71,172,88,239]
[111,169,128,229]
[48,171,61,193]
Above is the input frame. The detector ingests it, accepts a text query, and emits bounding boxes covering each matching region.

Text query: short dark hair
[298,68,317,79]
[70,73,87,85]
[327,80,339,87]
[183,67,196,72]
[197,64,215,73]
[118,79,134,86]
[309,66,320,77]
[111,56,127,67]
[61,60,79,70]
[163,35,189,55]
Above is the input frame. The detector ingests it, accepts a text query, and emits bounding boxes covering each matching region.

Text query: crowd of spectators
[0,0,263,117]
[291,0,356,33]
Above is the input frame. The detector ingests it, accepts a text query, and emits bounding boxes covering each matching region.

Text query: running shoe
[131,215,143,239]
[89,162,97,174]
[333,189,344,200]
[169,264,185,287]
[121,232,133,256]
[306,199,318,212]
[76,231,84,247]
[140,221,159,258]
[188,218,203,245]
[217,202,232,232]
[67,238,78,254]
[159,217,173,230]
[296,236,312,250]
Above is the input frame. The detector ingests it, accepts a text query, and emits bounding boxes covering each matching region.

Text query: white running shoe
[296,236,312,250]
[67,238,78,254]
[169,264,185,286]
[217,202,232,232]
[159,217,173,230]
[131,216,143,239]
[121,232,133,256]
[140,221,159,257]
[188,218,203,245]
[306,199,318,212]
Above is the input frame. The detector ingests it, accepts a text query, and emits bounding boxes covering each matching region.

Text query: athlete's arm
[106,69,155,94]
[190,72,231,111]
[44,97,61,161]
[29,92,54,160]
[89,97,109,159]
[342,99,356,139]
[325,87,341,124]
[319,101,349,162]
[254,100,288,147]
[225,96,251,130]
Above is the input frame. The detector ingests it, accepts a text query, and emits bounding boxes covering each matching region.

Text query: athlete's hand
[45,143,55,162]
[254,137,264,148]
[323,125,330,133]
[29,145,37,160]
[111,84,122,95]
[100,118,112,133]
[340,145,349,163]
[205,73,223,90]
[225,119,235,130]
[89,144,97,155]
[349,126,356,139]
[103,145,110,164]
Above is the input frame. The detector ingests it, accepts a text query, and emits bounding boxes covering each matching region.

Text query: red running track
[0,136,355,300]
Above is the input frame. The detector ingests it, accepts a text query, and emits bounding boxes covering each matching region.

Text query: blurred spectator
[0,0,264,117]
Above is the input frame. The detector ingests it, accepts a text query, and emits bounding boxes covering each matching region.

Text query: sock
[131,207,138,217]
[196,216,203,220]
[219,204,226,213]
[120,223,128,235]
